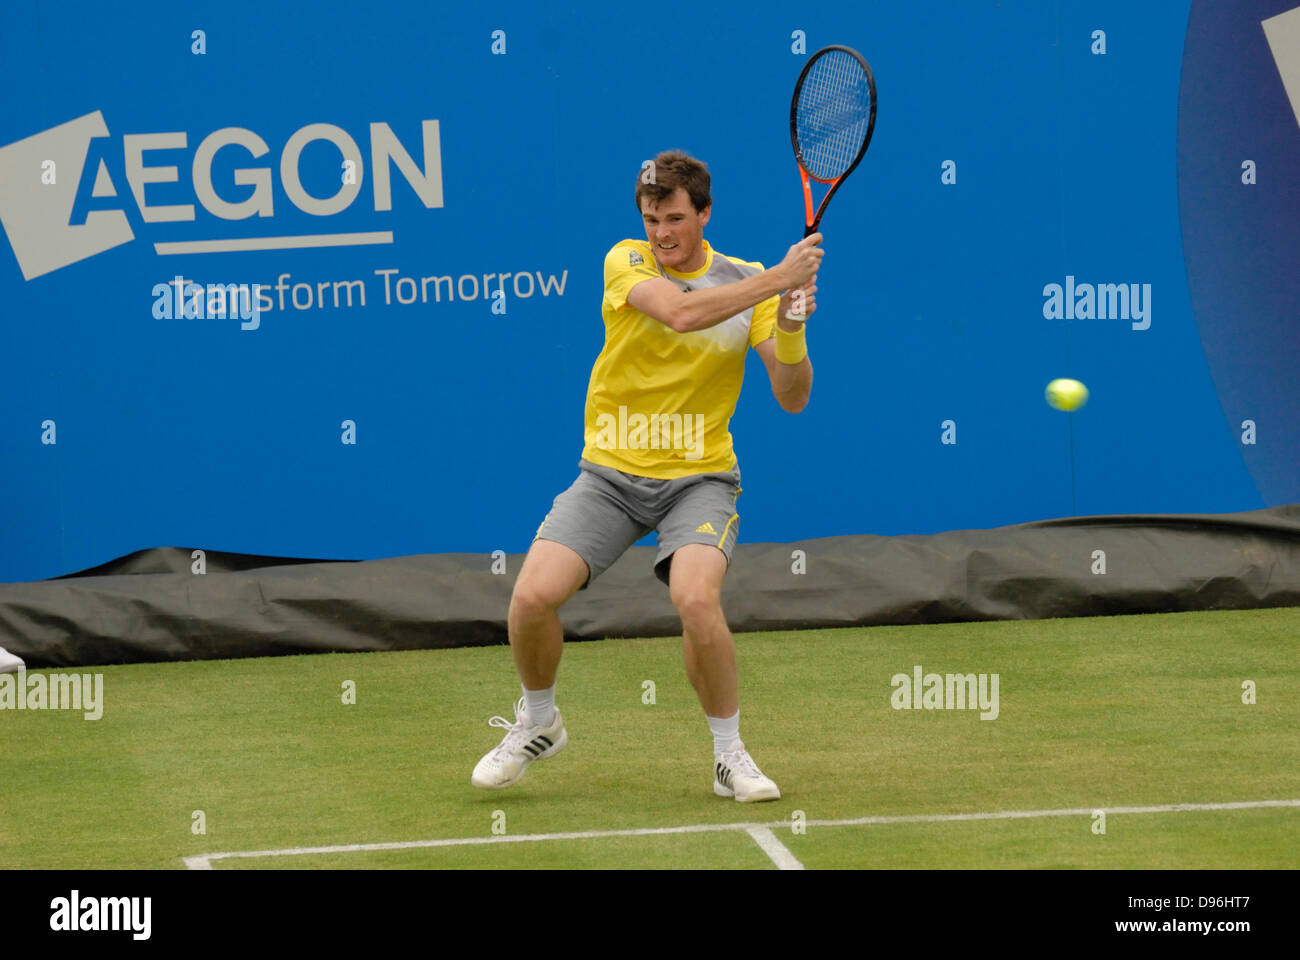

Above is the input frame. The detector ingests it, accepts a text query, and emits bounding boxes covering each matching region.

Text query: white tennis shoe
[471,697,567,789]
[714,739,781,802]
[0,647,24,675]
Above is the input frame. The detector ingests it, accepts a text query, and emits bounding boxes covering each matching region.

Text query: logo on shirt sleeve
[628,250,644,266]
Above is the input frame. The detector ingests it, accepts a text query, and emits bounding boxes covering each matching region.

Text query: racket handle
[788,221,819,319]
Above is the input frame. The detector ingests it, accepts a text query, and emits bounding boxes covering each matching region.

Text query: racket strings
[796,50,873,181]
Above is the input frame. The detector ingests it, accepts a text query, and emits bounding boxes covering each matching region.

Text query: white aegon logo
[0,111,443,280]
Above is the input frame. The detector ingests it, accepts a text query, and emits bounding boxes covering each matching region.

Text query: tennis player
[472,150,822,802]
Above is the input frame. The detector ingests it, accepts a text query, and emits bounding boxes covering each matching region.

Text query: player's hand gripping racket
[785,45,876,321]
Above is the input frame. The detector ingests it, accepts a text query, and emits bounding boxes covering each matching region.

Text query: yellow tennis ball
[1045,378,1089,411]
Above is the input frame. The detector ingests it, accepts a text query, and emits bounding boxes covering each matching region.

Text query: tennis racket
[790,45,877,238]
[784,45,876,322]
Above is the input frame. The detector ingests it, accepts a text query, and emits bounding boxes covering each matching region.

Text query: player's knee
[671,588,721,627]
[509,578,563,621]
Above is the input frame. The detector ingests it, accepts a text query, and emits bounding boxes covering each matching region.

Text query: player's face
[640,187,711,273]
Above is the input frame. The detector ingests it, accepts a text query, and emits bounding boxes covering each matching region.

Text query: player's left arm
[754,279,815,414]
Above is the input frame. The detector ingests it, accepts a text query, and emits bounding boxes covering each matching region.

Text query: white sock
[523,684,555,727]
[707,710,740,757]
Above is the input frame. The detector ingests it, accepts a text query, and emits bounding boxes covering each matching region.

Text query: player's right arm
[628,235,824,333]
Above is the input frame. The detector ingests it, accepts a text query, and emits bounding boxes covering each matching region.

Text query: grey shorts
[533,459,742,588]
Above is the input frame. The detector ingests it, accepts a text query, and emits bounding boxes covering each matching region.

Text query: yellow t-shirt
[581,239,778,478]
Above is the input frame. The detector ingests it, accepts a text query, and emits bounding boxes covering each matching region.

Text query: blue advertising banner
[1,0,1295,582]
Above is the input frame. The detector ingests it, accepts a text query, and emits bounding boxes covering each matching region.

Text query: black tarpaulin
[2,506,1298,668]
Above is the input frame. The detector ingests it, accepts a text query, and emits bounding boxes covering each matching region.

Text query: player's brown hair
[634,150,712,213]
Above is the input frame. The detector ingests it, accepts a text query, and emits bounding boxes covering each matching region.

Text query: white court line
[799,798,1300,828]
[745,825,805,870]
[182,797,1300,870]
[183,821,763,870]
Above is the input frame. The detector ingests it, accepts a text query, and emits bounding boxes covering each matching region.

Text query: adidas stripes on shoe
[470,696,568,790]
[714,739,781,802]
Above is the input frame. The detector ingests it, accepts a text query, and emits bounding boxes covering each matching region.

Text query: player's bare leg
[669,543,738,717]
[508,538,589,689]
[471,538,588,790]
[669,543,779,801]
